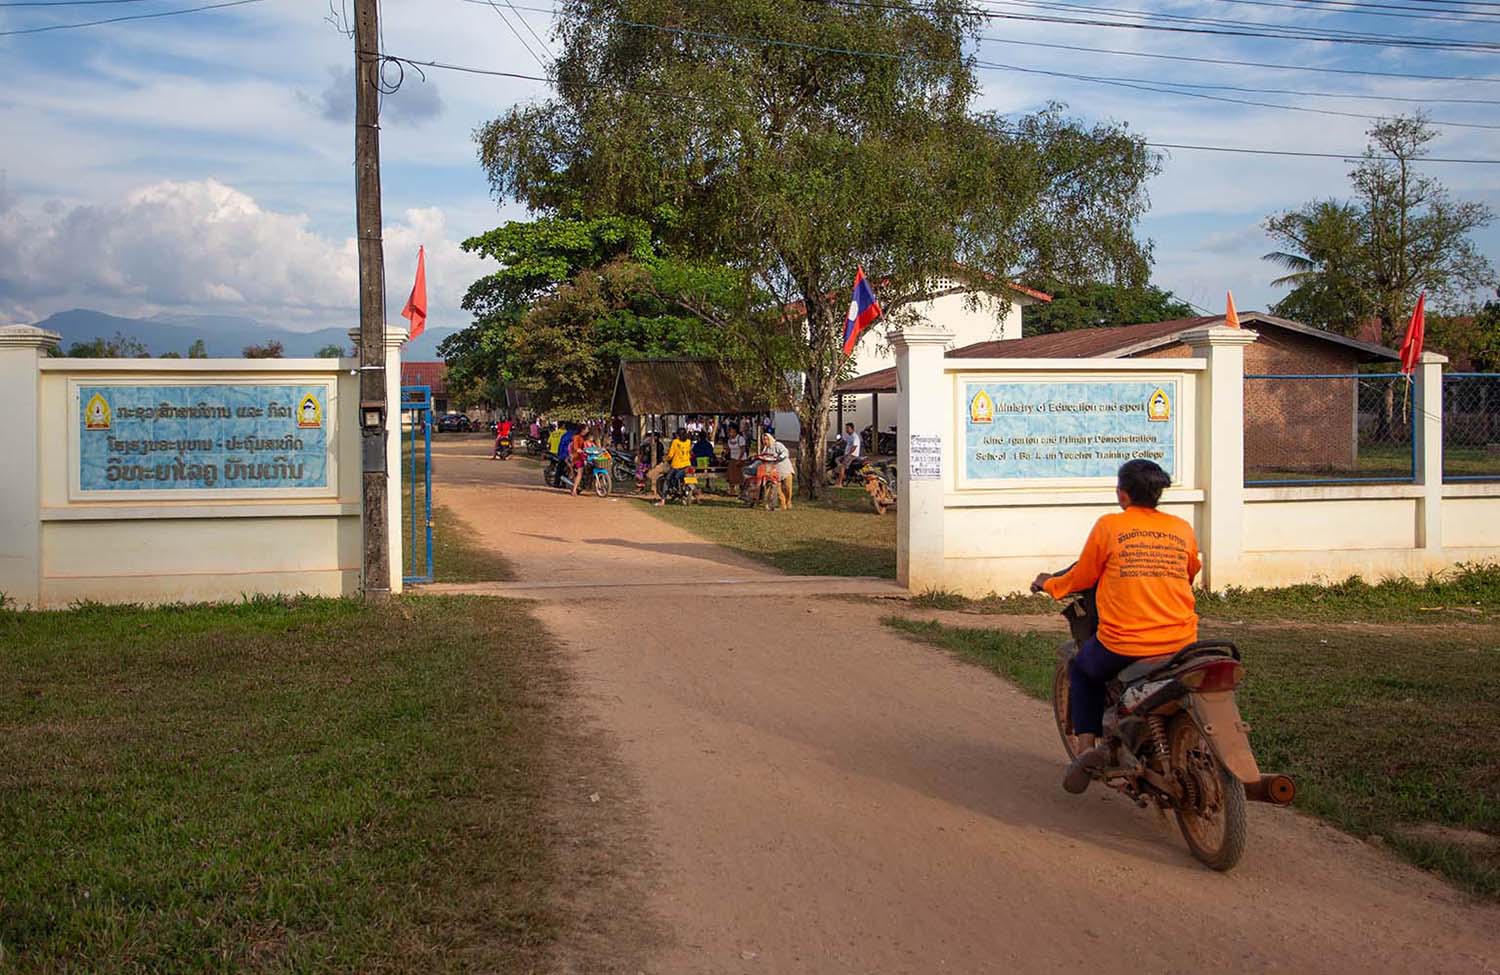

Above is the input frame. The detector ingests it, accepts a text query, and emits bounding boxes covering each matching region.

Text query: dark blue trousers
[1068,635,1137,737]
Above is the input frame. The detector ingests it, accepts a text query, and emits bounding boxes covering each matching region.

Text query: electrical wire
[0,0,261,34]
[466,1,1500,86]
[501,0,552,58]
[599,18,1500,130]
[1195,0,1500,24]
[482,0,549,68]
[383,53,1500,163]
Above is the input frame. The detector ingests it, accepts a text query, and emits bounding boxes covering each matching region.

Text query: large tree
[476,0,1159,493]
[1264,115,1495,344]
[440,213,747,416]
[1024,281,1194,336]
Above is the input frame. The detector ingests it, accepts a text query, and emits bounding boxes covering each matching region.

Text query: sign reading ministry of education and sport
[71,382,336,499]
[961,378,1179,486]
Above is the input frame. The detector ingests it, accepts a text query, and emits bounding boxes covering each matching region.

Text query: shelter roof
[836,313,1399,394]
[610,358,783,416]
[400,361,447,395]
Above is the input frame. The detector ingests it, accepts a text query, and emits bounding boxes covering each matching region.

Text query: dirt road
[430,438,1500,974]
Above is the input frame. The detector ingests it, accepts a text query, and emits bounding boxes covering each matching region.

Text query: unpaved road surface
[430,438,1500,974]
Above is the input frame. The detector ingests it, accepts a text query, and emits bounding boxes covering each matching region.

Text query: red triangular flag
[1224,290,1241,328]
[1399,292,1425,376]
[400,246,427,340]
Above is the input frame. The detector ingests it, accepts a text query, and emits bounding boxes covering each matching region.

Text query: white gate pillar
[0,326,60,608]
[1413,351,1447,550]
[350,325,408,593]
[892,327,954,591]
[1182,325,1257,591]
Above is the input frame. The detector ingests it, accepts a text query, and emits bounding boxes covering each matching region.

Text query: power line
[383,54,1500,164]
[1197,0,1500,24]
[602,18,1500,130]
[501,0,552,58]
[0,0,261,34]
[832,0,1500,52]
[0,0,155,6]
[468,2,1500,84]
[481,0,548,69]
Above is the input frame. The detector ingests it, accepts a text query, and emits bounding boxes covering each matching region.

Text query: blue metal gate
[400,385,434,584]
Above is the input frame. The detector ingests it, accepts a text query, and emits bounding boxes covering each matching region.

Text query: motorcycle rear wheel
[541,460,555,487]
[595,470,612,498]
[1051,661,1079,760]
[1169,715,1247,872]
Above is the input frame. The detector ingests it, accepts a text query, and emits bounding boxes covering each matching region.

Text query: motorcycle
[1044,576,1295,871]
[861,461,898,515]
[525,435,544,457]
[657,467,699,506]
[541,451,561,487]
[738,458,781,511]
[492,433,513,460]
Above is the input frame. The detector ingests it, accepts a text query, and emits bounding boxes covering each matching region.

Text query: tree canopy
[1263,115,1495,345]
[1024,281,1194,336]
[473,0,1159,490]
[439,214,738,416]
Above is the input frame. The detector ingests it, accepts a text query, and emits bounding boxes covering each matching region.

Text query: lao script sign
[962,379,1178,485]
[909,434,941,481]
[74,382,334,497]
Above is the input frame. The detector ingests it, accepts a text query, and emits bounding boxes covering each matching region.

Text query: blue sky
[1,0,1497,333]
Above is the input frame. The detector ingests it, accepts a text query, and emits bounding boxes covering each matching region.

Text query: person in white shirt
[725,423,748,489]
[834,422,863,486]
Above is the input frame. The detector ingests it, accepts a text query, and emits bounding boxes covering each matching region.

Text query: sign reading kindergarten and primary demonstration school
[961,379,1179,485]
[73,383,334,497]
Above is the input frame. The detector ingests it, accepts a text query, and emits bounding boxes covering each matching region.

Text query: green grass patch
[884,614,1500,899]
[0,595,561,972]
[645,487,896,578]
[910,562,1500,625]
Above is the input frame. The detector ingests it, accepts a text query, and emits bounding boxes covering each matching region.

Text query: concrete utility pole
[354,0,390,600]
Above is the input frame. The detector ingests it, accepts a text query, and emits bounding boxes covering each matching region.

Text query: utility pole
[354,0,390,600]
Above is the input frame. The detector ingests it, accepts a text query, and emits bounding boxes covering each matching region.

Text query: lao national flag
[400,245,428,340]
[841,267,882,357]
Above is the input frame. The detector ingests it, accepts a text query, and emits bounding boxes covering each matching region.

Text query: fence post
[0,326,60,607]
[1181,325,1257,591]
[1414,350,1447,550]
[891,327,954,591]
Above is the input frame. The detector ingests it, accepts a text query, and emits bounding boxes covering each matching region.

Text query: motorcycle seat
[1116,654,1177,684]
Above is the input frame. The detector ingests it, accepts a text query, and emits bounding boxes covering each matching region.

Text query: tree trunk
[797,373,835,500]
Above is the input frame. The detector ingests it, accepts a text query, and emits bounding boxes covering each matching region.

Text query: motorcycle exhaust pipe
[1244,773,1297,806]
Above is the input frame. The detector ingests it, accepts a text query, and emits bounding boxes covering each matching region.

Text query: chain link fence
[1443,374,1500,481]
[1244,373,1414,485]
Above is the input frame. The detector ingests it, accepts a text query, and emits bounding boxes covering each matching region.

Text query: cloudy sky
[2,0,1497,333]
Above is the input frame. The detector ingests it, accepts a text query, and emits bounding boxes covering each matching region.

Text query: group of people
[635,423,796,509]
[545,422,609,496]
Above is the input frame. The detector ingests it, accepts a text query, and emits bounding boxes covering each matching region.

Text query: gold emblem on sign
[84,392,112,430]
[1148,388,1171,422]
[970,389,994,424]
[298,393,323,429]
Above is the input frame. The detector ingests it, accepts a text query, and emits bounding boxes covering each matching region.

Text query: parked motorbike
[861,461,898,515]
[1043,576,1295,871]
[525,436,544,457]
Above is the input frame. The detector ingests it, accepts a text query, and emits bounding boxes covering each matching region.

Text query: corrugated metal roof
[610,358,783,416]
[836,314,1398,394]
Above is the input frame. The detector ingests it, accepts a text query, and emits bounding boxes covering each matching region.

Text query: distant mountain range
[32,309,460,361]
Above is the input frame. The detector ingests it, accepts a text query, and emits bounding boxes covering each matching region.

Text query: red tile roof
[836,313,1397,393]
[400,361,447,396]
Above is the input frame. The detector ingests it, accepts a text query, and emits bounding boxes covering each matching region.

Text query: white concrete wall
[893,336,1500,595]
[1,325,405,608]
[849,287,1026,378]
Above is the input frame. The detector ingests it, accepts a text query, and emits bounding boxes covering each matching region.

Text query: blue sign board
[963,379,1178,482]
[76,383,331,493]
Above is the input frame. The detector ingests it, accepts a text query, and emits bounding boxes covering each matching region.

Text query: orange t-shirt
[1043,506,1202,657]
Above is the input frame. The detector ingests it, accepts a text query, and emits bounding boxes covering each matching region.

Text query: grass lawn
[911,561,1500,625]
[885,615,1500,899]
[0,595,561,972]
[645,486,896,578]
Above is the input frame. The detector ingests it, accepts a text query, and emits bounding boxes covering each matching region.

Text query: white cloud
[0,179,491,329]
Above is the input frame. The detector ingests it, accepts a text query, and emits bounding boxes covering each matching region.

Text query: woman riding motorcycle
[1031,459,1202,792]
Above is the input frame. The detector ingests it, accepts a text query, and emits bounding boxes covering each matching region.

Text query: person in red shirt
[1031,459,1202,791]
